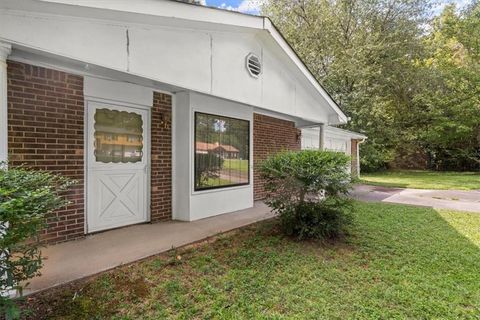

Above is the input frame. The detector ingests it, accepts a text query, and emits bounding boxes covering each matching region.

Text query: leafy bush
[0,164,74,318]
[260,150,353,240]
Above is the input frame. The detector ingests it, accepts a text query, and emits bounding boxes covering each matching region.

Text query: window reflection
[194,112,249,190]
[94,108,143,163]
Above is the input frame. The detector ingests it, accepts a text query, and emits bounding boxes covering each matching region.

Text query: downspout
[356,137,366,178]
[0,42,11,167]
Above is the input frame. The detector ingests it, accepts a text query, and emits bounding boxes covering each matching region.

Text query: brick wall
[151,92,172,222]
[351,139,358,178]
[7,61,85,244]
[253,113,301,200]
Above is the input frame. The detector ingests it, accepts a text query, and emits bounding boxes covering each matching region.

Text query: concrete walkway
[24,202,274,295]
[352,184,480,212]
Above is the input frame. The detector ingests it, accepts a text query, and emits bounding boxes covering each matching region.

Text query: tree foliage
[414,3,480,170]
[262,0,480,171]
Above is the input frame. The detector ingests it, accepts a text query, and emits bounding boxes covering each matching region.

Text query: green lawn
[21,202,480,319]
[361,170,480,190]
[222,159,249,173]
[202,177,232,187]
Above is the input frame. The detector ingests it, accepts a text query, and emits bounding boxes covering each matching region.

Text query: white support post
[318,124,325,151]
[0,42,11,166]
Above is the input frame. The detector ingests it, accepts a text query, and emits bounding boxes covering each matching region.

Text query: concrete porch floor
[24,202,274,295]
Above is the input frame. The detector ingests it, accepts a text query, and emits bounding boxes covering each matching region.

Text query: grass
[202,177,232,187]
[360,170,480,190]
[222,159,249,173]
[20,202,480,319]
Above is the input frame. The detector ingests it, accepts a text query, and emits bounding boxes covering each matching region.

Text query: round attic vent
[246,53,262,78]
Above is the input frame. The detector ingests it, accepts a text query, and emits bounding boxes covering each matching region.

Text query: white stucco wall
[0,4,340,124]
[0,0,353,224]
[301,126,369,176]
[302,127,351,155]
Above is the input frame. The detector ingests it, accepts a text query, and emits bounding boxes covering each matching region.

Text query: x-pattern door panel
[89,171,145,231]
[87,101,149,233]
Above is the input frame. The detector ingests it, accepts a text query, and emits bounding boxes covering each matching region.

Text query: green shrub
[0,164,74,319]
[260,150,353,240]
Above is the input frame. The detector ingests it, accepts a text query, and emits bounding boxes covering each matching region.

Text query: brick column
[0,42,11,164]
[151,92,172,222]
[351,139,359,178]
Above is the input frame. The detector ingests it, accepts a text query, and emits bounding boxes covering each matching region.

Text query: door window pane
[94,108,143,163]
[194,112,250,190]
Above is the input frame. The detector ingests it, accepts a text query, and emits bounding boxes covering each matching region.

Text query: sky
[202,0,263,15]
[201,0,472,16]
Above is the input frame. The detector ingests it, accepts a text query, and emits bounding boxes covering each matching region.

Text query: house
[301,126,367,177]
[195,142,240,159]
[0,0,352,245]
[213,144,241,160]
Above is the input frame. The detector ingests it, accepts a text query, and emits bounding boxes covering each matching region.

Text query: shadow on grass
[359,180,410,189]
[17,202,480,319]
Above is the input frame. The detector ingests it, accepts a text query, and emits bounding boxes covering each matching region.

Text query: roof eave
[24,0,347,123]
[262,17,348,124]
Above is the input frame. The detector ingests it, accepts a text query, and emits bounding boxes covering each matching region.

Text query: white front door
[87,101,149,233]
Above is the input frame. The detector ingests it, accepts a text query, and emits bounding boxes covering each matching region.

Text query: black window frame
[194,112,250,191]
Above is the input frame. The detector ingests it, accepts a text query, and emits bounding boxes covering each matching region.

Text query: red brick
[253,113,301,200]
[351,139,359,178]
[151,92,172,222]
[7,60,85,245]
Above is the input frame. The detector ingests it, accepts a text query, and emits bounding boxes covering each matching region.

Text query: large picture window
[194,112,250,191]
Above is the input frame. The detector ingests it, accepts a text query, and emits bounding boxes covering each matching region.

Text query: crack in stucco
[209,34,213,94]
[126,28,130,72]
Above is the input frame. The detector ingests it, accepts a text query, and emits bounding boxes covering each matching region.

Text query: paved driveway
[352,184,480,213]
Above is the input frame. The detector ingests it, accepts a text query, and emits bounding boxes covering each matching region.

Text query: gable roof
[0,0,347,124]
[172,1,346,123]
[196,142,240,153]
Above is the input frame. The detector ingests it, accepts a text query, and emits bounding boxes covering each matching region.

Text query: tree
[262,0,431,171]
[262,0,479,171]
[413,3,480,170]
